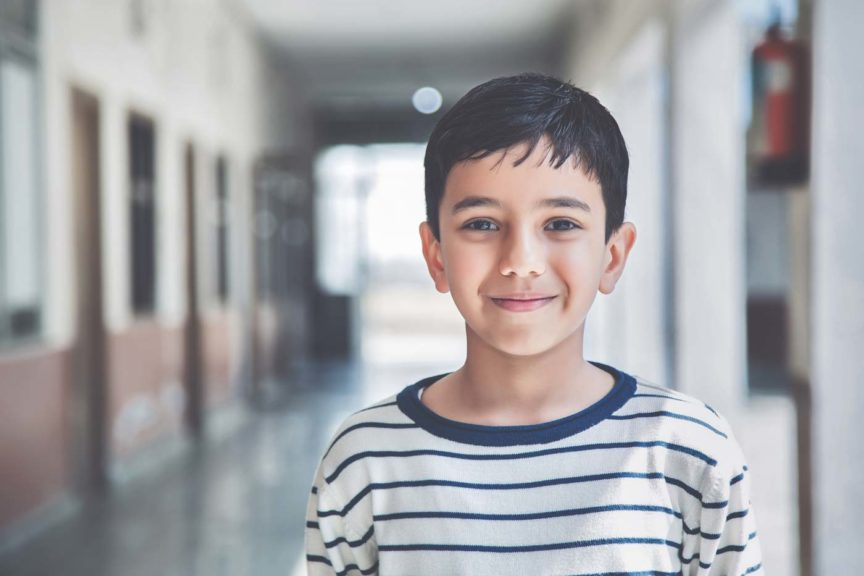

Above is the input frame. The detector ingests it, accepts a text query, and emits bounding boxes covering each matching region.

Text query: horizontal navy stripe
[741,562,762,575]
[323,422,419,458]
[374,503,684,523]
[717,531,758,554]
[324,472,669,517]
[680,531,757,565]
[319,472,714,518]
[311,486,318,494]
[378,537,680,554]
[636,385,722,423]
[682,508,750,538]
[370,503,740,543]
[307,521,319,529]
[324,525,374,549]
[325,441,717,484]
[678,547,712,569]
[633,383,691,400]
[355,401,398,414]
[662,476,703,501]
[679,551,704,566]
[306,554,378,576]
[682,522,719,539]
[632,392,693,405]
[632,390,723,430]
[307,554,330,566]
[633,382,682,394]
[608,411,727,438]
[565,572,682,576]
[636,383,712,411]
[730,471,745,485]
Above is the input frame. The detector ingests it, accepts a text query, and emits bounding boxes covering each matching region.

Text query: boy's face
[419,138,636,358]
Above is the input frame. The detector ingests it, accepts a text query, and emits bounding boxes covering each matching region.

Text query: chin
[498,345,552,359]
[484,331,560,358]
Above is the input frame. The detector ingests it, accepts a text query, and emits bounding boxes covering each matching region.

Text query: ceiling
[235,0,583,114]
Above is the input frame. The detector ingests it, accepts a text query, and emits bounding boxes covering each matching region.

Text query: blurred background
[0,0,861,574]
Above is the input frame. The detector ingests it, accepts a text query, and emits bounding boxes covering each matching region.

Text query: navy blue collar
[397,361,636,446]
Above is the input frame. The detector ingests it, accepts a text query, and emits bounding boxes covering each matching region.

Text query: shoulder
[627,374,750,482]
[315,391,415,487]
[629,375,726,427]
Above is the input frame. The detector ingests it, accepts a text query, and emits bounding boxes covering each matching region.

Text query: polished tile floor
[0,359,455,576]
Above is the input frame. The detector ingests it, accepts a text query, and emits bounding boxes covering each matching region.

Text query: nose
[498,225,546,277]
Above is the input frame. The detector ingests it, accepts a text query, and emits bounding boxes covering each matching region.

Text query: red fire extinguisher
[749,22,809,185]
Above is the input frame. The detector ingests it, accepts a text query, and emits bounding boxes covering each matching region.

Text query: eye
[545,219,581,232]
[462,219,499,232]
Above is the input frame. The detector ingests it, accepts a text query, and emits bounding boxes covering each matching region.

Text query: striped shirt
[305,362,763,575]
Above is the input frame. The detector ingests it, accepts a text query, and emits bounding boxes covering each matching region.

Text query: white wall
[582,18,671,387]
[810,0,864,571]
[565,0,672,386]
[565,0,750,410]
[39,0,306,343]
[671,0,748,412]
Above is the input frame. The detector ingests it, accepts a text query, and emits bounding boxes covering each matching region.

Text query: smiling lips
[489,294,557,312]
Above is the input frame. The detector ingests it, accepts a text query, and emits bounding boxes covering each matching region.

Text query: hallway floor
[0,359,457,576]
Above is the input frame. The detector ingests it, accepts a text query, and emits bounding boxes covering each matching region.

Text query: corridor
[2,0,862,574]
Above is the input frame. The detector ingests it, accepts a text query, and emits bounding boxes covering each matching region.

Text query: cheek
[445,245,489,289]
[554,246,605,290]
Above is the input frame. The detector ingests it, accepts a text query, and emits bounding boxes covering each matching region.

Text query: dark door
[184,143,204,436]
[70,87,107,492]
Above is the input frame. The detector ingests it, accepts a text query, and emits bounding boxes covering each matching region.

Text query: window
[0,6,41,346]
[128,114,157,315]
[313,146,365,295]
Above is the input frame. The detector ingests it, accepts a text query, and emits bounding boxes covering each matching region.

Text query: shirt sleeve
[305,461,378,576]
[683,426,764,575]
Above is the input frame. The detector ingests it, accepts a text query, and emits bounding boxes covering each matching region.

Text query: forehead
[442,141,602,211]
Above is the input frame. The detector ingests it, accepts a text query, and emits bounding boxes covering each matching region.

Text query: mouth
[489,295,557,312]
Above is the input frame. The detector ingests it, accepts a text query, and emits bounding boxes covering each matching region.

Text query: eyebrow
[451,195,592,215]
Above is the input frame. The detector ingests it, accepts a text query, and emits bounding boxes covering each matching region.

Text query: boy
[305,73,763,575]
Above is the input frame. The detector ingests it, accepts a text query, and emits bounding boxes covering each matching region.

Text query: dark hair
[424,73,628,242]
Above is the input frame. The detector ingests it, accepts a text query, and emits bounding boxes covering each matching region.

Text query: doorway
[70,87,107,492]
[184,143,203,436]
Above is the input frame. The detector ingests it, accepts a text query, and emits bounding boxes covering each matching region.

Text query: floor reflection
[0,357,456,576]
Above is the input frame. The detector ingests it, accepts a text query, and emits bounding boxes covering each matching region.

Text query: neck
[454,323,605,422]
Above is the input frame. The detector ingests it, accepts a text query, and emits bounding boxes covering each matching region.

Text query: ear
[419,221,450,293]
[599,222,636,295]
